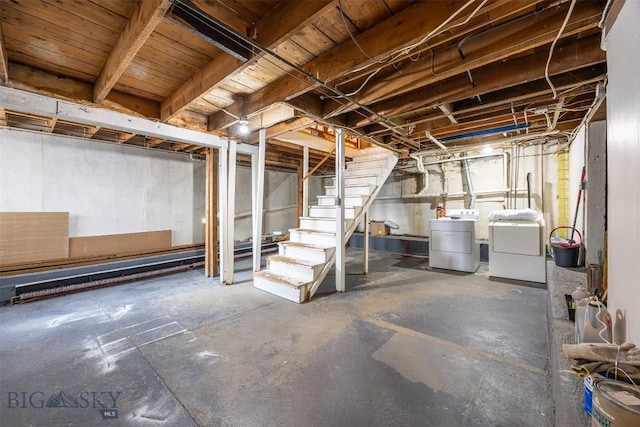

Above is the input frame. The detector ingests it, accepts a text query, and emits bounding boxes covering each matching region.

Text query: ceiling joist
[94,0,172,103]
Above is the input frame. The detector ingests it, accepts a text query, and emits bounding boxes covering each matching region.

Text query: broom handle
[570,166,586,242]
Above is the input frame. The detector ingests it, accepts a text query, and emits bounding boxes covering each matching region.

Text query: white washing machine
[489,220,547,283]
[429,209,480,273]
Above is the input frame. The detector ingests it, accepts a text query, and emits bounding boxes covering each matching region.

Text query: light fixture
[238,118,250,135]
[481,144,494,154]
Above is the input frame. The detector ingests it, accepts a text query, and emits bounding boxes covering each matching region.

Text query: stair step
[299,216,351,232]
[325,184,376,196]
[253,271,309,303]
[317,195,366,207]
[267,255,324,282]
[289,228,336,245]
[278,241,334,263]
[309,205,357,219]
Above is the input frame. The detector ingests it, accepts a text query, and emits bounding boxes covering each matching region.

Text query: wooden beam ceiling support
[10,63,160,119]
[208,0,478,130]
[84,126,101,139]
[0,86,227,149]
[438,104,458,125]
[45,118,58,133]
[325,1,603,118]
[116,132,136,144]
[0,108,7,127]
[205,147,219,277]
[146,137,165,147]
[161,0,337,121]
[247,117,315,144]
[0,22,8,85]
[333,0,533,88]
[94,0,172,103]
[349,34,605,127]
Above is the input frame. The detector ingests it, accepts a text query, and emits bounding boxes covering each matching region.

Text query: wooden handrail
[302,148,335,181]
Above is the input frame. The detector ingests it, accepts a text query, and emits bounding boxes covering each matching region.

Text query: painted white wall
[0,128,205,245]
[604,0,640,345]
[368,145,555,240]
[233,166,314,241]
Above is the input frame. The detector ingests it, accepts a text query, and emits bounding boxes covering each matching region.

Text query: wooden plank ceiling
[0,0,608,168]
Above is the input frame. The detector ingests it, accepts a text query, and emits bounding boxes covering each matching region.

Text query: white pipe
[461,153,476,209]
[375,187,517,200]
[425,131,448,150]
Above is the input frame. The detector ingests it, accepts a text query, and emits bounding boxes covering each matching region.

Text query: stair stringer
[306,153,398,300]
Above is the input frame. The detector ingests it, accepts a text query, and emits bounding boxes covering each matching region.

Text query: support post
[205,148,219,277]
[252,129,266,272]
[303,146,309,217]
[224,140,237,284]
[364,211,369,275]
[335,128,345,292]
[218,145,229,283]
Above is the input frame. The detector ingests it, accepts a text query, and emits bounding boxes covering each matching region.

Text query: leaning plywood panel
[0,212,69,264]
[68,230,172,258]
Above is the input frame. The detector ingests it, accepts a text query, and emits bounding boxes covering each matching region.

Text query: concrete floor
[0,249,551,426]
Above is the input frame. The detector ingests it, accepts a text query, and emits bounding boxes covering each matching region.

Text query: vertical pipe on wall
[335,128,345,292]
[252,129,266,272]
[461,153,476,209]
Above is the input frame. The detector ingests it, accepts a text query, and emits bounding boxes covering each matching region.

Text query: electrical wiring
[345,0,482,76]
[545,0,577,99]
[337,0,389,64]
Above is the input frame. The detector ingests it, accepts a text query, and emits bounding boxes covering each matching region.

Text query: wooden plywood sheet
[0,212,69,264]
[69,230,172,258]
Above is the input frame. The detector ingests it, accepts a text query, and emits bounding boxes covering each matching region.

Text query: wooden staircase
[253,147,397,303]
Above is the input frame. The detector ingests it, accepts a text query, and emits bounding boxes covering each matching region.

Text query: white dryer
[489,220,547,283]
[429,209,480,273]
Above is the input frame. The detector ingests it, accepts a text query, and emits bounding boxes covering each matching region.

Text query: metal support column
[303,146,309,217]
[252,129,266,272]
[335,128,345,292]
[363,211,369,275]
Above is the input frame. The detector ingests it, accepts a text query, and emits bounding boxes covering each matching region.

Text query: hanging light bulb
[238,118,250,135]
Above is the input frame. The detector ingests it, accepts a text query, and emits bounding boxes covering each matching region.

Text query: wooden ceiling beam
[0,22,8,85]
[333,0,538,88]
[161,0,337,121]
[247,116,315,144]
[208,1,477,130]
[0,108,6,127]
[349,34,605,128]
[84,126,101,139]
[94,0,172,103]
[325,1,603,118]
[9,63,160,119]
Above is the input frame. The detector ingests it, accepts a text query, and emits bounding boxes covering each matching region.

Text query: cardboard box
[370,221,389,236]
